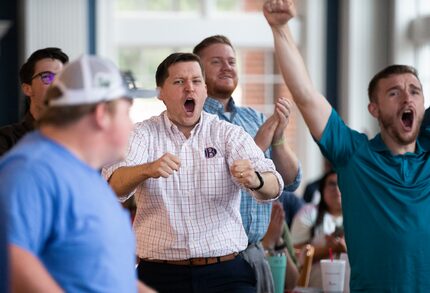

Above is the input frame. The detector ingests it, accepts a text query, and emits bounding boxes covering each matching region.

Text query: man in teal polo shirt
[264,1,430,292]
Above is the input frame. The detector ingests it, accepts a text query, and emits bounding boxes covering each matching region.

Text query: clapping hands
[254,97,293,151]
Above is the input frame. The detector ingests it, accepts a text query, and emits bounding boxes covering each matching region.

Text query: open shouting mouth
[184,98,196,114]
[400,109,414,131]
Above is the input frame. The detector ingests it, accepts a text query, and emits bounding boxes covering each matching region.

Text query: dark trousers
[137,255,256,293]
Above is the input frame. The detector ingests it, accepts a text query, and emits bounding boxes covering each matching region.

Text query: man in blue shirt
[194,35,302,292]
[0,55,154,292]
[264,1,430,292]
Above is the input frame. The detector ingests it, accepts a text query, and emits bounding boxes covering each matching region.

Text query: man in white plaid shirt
[103,52,284,292]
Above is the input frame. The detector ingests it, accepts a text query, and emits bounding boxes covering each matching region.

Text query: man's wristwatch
[250,171,264,191]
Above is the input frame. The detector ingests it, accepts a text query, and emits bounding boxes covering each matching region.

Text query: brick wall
[239,47,298,153]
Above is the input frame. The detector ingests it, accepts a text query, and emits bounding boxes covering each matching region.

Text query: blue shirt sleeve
[284,161,302,192]
[317,109,368,169]
[2,161,54,255]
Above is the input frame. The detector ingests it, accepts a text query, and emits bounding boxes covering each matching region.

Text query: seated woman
[291,170,346,288]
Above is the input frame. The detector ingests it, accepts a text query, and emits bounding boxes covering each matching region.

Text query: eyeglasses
[31,71,56,85]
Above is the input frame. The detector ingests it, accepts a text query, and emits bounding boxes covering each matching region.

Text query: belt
[140,252,238,266]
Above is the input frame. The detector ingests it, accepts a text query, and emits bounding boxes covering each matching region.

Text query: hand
[273,97,293,142]
[230,160,260,189]
[262,201,286,250]
[147,153,180,178]
[325,234,347,254]
[254,115,278,152]
[263,0,297,27]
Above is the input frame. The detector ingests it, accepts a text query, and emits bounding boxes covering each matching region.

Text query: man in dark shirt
[0,48,68,156]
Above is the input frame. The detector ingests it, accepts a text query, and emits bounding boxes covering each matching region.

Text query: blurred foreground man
[0,55,154,292]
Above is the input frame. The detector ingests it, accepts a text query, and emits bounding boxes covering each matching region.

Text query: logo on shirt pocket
[204,147,217,158]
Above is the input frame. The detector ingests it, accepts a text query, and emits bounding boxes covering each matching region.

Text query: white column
[339,0,390,137]
[294,0,327,191]
[23,0,88,60]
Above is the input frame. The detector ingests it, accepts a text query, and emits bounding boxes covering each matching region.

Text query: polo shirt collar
[204,97,237,113]
[370,133,427,155]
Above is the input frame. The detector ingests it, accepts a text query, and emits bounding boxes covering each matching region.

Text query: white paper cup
[320,259,346,292]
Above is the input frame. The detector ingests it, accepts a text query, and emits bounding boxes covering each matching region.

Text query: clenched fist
[230,159,260,189]
[148,152,180,178]
[263,0,297,27]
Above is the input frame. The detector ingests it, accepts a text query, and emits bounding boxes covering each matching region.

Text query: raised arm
[263,0,332,140]
[271,97,300,186]
[108,153,180,197]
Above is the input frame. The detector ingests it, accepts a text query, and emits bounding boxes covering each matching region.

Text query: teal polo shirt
[317,109,430,293]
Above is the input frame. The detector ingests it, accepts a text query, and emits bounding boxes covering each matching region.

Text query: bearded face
[378,108,423,146]
[369,73,424,152]
[199,43,238,99]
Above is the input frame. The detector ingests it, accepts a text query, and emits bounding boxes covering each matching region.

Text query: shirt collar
[204,96,237,117]
[370,133,427,155]
[161,110,204,138]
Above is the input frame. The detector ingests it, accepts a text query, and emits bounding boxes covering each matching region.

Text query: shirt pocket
[198,157,232,200]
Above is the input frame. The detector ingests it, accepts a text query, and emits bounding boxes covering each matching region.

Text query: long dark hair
[310,169,337,238]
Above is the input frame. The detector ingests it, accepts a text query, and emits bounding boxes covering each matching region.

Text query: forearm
[271,25,331,140]
[254,116,278,152]
[251,172,281,200]
[11,245,64,293]
[109,165,151,197]
[271,25,315,107]
[271,142,299,187]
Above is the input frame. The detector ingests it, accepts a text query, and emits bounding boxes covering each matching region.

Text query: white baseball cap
[47,54,156,107]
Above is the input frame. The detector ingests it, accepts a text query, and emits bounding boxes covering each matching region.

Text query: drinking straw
[329,247,333,262]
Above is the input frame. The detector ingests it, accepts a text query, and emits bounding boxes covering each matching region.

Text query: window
[111,0,299,122]
[393,0,430,107]
[99,0,321,189]
[415,0,430,106]
[116,0,199,12]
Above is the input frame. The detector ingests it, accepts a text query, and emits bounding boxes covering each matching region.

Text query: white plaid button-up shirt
[103,111,283,260]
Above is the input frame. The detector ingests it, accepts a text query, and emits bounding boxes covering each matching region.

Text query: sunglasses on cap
[31,71,56,85]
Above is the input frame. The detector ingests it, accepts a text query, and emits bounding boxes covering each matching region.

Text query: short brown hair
[37,85,118,127]
[193,35,235,57]
[20,47,69,85]
[155,53,205,87]
[368,65,421,102]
